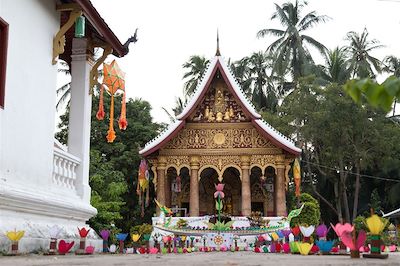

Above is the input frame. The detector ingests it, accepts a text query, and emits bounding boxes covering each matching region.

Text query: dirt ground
[1,252,399,266]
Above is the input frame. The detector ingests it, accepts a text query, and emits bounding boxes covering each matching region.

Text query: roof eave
[74,0,128,57]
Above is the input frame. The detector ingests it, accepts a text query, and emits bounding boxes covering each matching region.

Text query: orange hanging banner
[293,158,301,197]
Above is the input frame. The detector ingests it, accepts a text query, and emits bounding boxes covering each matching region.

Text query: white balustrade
[52,147,81,191]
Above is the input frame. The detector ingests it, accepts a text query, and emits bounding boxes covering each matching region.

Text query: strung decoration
[96,59,127,143]
[293,158,301,197]
[137,159,150,217]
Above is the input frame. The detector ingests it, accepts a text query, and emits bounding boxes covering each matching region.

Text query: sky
[91,0,400,124]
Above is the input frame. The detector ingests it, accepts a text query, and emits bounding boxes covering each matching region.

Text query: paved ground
[1,253,400,266]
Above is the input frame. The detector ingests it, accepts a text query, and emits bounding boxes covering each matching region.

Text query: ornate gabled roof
[139,56,301,156]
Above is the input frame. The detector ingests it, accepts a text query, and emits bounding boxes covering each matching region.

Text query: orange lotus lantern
[96,59,127,143]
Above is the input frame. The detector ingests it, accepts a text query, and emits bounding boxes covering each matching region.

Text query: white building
[0,0,133,252]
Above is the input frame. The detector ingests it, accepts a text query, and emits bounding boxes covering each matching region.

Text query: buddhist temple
[140,48,301,218]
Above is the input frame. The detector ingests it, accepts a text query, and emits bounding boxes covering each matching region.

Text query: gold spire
[216,29,221,56]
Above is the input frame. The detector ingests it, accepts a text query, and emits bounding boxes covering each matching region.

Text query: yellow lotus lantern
[6,230,24,242]
[365,214,387,235]
[6,229,24,255]
[131,234,141,242]
[296,242,313,255]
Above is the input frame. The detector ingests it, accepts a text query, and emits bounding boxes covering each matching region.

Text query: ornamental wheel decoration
[213,234,224,246]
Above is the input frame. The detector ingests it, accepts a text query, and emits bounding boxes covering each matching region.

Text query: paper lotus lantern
[289,241,299,253]
[116,233,128,254]
[100,229,110,240]
[214,183,225,199]
[291,226,300,236]
[149,247,158,254]
[58,240,74,255]
[282,243,290,253]
[316,224,330,238]
[126,247,134,254]
[316,240,335,253]
[331,223,354,237]
[131,234,141,242]
[78,227,90,238]
[296,242,313,255]
[85,246,95,254]
[300,225,315,237]
[311,245,319,253]
[109,244,117,253]
[341,230,366,253]
[6,230,25,242]
[100,229,110,253]
[365,214,387,235]
[270,232,279,241]
[6,229,24,255]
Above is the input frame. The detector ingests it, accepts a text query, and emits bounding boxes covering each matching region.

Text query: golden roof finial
[216,29,221,56]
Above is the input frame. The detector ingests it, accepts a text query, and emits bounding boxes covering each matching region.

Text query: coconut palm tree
[257,0,329,82]
[182,55,209,97]
[317,47,351,85]
[383,55,400,116]
[345,28,383,79]
[162,96,188,123]
[231,52,279,112]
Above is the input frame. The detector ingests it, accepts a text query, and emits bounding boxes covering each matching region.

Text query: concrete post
[189,156,200,216]
[67,38,93,203]
[240,155,251,216]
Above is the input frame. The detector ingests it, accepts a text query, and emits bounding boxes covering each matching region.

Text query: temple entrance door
[199,168,219,216]
[221,167,241,216]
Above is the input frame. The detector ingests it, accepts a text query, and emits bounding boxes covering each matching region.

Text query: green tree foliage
[290,193,320,226]
[56,94,161,233]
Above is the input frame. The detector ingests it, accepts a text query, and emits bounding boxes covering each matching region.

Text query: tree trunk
[305,153,338,217]
[352,160,361,222]
[334,180,343,223]
[338,159,350,222]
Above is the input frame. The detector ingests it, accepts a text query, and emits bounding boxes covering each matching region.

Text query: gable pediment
[188,72,250,123]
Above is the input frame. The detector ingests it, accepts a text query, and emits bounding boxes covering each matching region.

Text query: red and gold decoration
[293,158,301,197]
[137,159,150,217]
[96,59,127,143]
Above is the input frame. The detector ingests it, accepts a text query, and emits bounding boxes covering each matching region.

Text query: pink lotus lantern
[214,183,225,199]
[341,230,366,258]
[58,240,74,255]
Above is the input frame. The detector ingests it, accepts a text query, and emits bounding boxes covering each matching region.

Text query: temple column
[67,38,93,203]
[189,156,200,216]
[241,155,251,216]
[156,156,167,215]
[275,156,287,216]
[165,171,171,208]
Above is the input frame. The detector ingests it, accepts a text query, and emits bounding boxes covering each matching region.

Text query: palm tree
[317,47,351,85]
[257,0,329,82]
[345,28,383,79]
[56,60,71,111]
[162,96,188,123]
[231,52,279,112]
[383,55,400,116]
[182,55,209,97]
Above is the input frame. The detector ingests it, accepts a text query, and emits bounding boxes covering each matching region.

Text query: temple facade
[140,55,301,218]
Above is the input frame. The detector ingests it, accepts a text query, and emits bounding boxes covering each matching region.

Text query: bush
[290,193,320,227]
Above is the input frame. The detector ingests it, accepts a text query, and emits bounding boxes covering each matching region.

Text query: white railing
[52,146,81,191]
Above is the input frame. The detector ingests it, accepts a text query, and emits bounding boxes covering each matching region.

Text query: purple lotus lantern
[100,229,110,252]
[316,224,330,240]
